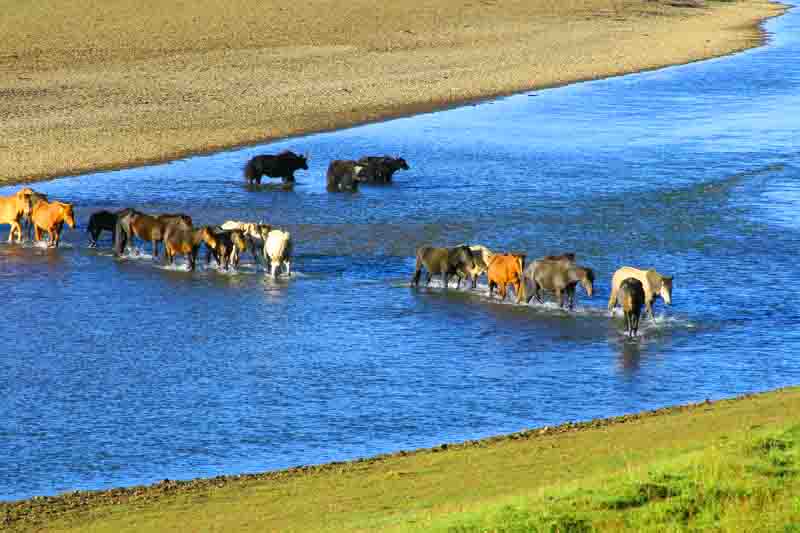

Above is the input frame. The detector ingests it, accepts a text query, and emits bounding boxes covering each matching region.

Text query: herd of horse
[412,245,673,338]
[0,187,293,277]
[1,150,673,337]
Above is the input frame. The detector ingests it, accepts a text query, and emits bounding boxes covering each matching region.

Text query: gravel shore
[0,0,785,185]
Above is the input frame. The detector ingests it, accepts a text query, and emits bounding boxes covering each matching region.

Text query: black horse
[244,151,308,185]
[87,210,118,248]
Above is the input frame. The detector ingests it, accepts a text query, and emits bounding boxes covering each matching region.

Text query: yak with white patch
[326,160,366,192]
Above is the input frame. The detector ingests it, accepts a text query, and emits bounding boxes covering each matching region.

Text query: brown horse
[523,259,595,310]
[31,200,76,248]
[163,225,218,271]
[129,213,192,258]
[0,189,33,243]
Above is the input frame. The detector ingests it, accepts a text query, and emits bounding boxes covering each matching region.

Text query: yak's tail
[243,159,257,182]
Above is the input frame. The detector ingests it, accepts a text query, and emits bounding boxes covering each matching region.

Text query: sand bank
[0,0,785,185]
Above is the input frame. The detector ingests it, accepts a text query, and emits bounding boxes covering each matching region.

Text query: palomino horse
[264,229,292,278]
[163,225,218,271]
[523,259,595,310]
[129,213,192,258]
[31,200,76,248]
[608,266,672,319]
[0,189,33,243]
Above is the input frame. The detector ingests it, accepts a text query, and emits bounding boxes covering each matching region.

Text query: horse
[523,260,595,310]
[487,253,526,302]
[454,244,495,289]
[113,208,144,256]
[87,210,118,247]
[220,220,272,265]
[163,225,218,271]
[21,189,49,241]
[31,200,76,248]
[412,245,476,289]
[264,229,292,278]
[0,189,33,243]
[129,213,192,258]
[608,266,672,319]
[206,228,248,270]
[617,278,645,338]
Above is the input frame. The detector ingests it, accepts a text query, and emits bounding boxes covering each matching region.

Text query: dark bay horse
[129,213,192,258]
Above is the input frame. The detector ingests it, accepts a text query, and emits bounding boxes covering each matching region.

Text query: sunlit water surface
[2,3,799,501]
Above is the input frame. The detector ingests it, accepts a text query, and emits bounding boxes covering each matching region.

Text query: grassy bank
[5,387,800,531]
[0,0,785,185]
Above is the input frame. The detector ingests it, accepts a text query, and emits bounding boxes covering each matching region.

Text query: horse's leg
[442,272,449,289]
[608,286,618,311]
[555,288,564,308]
[646,298,655,321]
[270,260,278,278]
[488,280,495,298]
[152,239,159,259]
[285,259,291,277]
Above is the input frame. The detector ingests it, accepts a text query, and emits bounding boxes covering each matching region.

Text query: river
[1,2,798,501]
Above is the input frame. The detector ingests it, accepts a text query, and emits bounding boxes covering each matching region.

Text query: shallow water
[2,4,800,501]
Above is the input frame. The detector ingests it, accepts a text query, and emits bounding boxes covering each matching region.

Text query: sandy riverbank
[0,0,785,185]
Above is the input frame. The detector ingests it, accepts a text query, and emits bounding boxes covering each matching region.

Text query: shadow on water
[2,2,800,500]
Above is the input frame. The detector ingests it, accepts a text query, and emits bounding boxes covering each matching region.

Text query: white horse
[265,229,292,278]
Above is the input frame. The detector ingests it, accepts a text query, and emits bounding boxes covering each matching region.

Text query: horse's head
[16,191,33,216]
[580,267,595,298]
[454,245,476,272]
[62,203,76,228]
[200,226,218,250]
[660,276,673,305]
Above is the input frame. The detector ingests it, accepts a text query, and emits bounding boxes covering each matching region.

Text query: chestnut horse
[31,200,76,248]
[163,225,218,271]
[0,189,33,243]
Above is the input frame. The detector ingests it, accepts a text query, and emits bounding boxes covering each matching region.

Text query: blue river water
[1,3,799,501]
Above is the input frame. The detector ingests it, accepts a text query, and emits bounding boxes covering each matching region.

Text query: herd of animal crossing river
[2,3,800,501]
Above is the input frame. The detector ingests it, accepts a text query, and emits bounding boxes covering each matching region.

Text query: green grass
[5,388,800,532]
[425,425,800,532]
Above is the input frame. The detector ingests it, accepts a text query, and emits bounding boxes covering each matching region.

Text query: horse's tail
[244,159,257,182]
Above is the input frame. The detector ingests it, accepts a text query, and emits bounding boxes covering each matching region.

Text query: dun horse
[608,266,672,319]
[129,213,192,258]
[523,259,595,310]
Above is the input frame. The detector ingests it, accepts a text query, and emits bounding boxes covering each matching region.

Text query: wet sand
[0,0,785,184]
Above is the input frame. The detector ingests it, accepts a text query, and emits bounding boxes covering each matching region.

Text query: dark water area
[2,4,799,501]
